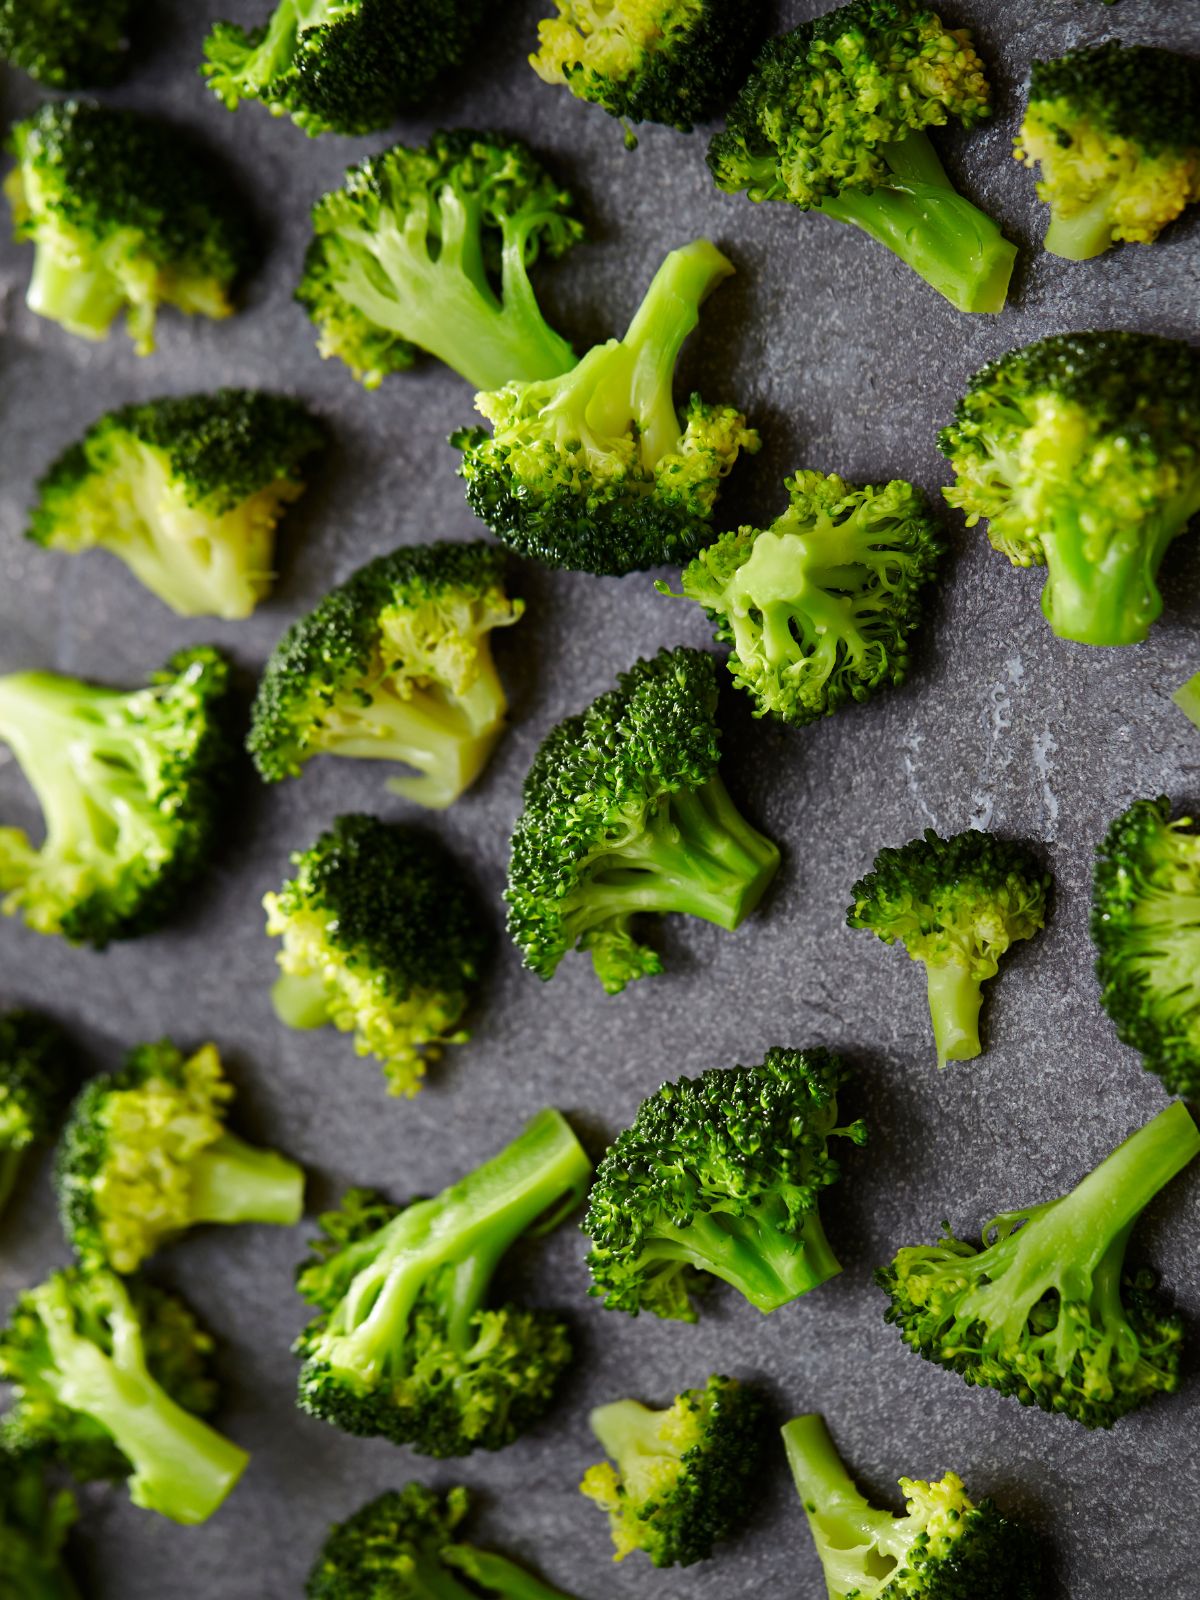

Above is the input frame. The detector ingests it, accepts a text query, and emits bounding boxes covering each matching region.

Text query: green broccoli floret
[708,1,1015,314]
[0,0,132,87]
[1015,42,1200,261]
[585,1049,865,1321]
[1175,669,1200,731]
[878,1100,1200,1429]
[847,828,1050,1068]
[0,1448,79,1600]
[0,1011,72,1220]
[580,1374,766,1568]
[293,1107,590,1457]
[4,101,252,355]
[454,239,760,574]
[0,1266,248,1521]
[248,541,522,808]
[662,470,943,725]
[1091,797,1200,1098]
[264,815,491,1098]
[297,130,583,391]
[29,391,326,621]
[783,1413,1044,1599]
[0,646,233,948]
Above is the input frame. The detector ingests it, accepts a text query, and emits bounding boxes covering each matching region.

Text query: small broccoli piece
[0,0,132,87]
[585,1049,865,1321]
[0,647,233,948]
[294,1107,590,1456]
[454,239,760,574]
[0,1011,72,1220]
[249,541,522,808]
[848,828,1049,1068]
[940,331,1200,647]
[5,101,251,356]
[1175,669,1200,731]
[297,130,583,392]
[0,1448,79,1600]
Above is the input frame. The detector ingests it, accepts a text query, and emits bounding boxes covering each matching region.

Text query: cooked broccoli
[662,470,943,725]
[5,101,251,356]
[1175,669,1200,730]
[454,239,760,574]
[248,541,522,808]
[847,828,1050,1068]
[1015,42,1200,261]
[0,1266,248,1521]
[293,1107,590,1456]
[0,1448,79,1600]
[0,647,233,948]
[783,1413,1044,1599]
[264,815,491,1098]
[506,647,778,993]
[0,1011,72,1220]
[585,1049,865,1321]
[580,1374,766,1568]
[940,331,1200,647]
[0,0,132,87]
[297,130,582,391]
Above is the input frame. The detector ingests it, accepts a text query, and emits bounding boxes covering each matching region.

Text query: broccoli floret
[248,541,522,808]
[0,646,233,948]
[293,1108,590,1456]
[585,1049,865,1321]
[5,101,252,356]
[1175,669,1200,731]
[0,1448,79,1600]
[847,828,1050,1068]
[506,647,779,993]
[663,470,943,725]
[878,1100,1200,1428]
[708,2,1015,314]
[454,239,760,574]
[297,130,583,392]
[580,1374,766,1567]
[1015,42,1200,261]
[0,1266,248,1521]
[0,1011,72,1219]
[0,0,132,87]
[783,1413,1044,1599]
[939,331,1200,647]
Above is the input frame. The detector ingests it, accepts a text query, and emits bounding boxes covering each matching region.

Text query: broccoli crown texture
[454,239,760,574]
[30,390,327,620]
[0,0,133,87]
[5,100,252,355]
[580,1374,766,1567]
[298,129,582,391]
[878,1100,1200,1429]
[294,1108,591,1457]
[585,1048,866,1321]
[0,1011,71,1158]
[249,539,522,809]
[505,646,779,993]
[939,330,1200,646]
[0,1447,79,1600]
[667,470,943,726]
[0,646,234,949]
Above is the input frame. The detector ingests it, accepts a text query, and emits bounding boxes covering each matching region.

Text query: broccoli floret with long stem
[0,1011,72,1220]
[454,240,760,574]
[1175,669,1200,731]
[294,1108,591,1456]
[0,1448,79,1600]
[0,0,133,87]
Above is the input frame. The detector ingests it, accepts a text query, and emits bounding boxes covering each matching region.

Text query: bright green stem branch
[657,1205,840,1312]
[1174,670,1200,731]
[444,1545,574,1599]
[271,971,331,1030]
[783,1414,898,1588]
[26,250,123,341]
[925,961,984,1067]
[1043,193,1117,261]
[188,1133,304,1227]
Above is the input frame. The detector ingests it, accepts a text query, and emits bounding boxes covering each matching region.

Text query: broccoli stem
[1174,670,1200,731]
[444,1545,572,1599]
[1043,193,1119,262]
[271,971,333,1030]
[0,674,122,859]
[0,1146,26,1218]
[783,1414,899,1580]
[925,961,984,1067]
[187,1133,304,1228]
[658,1204,841,1311]
[26,250,124,342]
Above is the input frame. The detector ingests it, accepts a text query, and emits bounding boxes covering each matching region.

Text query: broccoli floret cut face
[665,470,944,725]
[5,101,252,355]
[848,828,1049,1068]
[298,130,583,392]
[581,1374,766,1567]
[249,540,522,808]
[1175,669,1200,731]
[0,1010,72,1218]
[940,331,1200,647]
[0,646,234,948]
[455,239,760,574]
[0,0,133,87]
[29,391,327,620]
[293,1109,591,1457]
[585,1049,865,1321]
[0,1448,79,1600]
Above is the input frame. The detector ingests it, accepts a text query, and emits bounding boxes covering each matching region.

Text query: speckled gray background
[0,2,1197,1595]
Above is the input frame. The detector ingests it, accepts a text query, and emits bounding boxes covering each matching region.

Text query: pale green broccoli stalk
[1174,670,1200,731]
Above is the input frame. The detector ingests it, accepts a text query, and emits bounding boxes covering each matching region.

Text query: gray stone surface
[0,1,1198,1594]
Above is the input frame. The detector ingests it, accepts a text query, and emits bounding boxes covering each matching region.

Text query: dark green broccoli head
[0,0,132,87]
[0,1011,71,1159]
[0,1446,79,1600]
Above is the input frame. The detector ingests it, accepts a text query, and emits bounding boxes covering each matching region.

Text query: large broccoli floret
[878,1100,1200,1429]
[5,101,251,356]
[580,1374,766,1568]
[585,1049,865,1321]
[293,1108,590,1457]
[454,240,760,574]
[0,1011,72,1220]
[297,130,583,391]
[663,470,943,725]
[0,1447,79,1600]
[940,331,1200,647]
[1175,669,1200,731]
[248,541,522,809]
[0,647,233,948]
[0,0,133,87]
